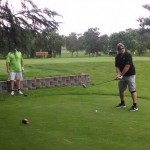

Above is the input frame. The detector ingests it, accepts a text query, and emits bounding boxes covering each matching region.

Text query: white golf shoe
[10,91,14,95]
[18,90,23,95]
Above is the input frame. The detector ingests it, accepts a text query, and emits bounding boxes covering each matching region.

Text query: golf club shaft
[82,78,116,88]
[95,79,115,86]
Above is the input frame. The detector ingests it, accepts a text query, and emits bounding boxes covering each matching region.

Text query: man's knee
[131,91,136,94]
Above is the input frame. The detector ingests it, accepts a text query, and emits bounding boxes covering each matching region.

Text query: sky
[9,0,150,36]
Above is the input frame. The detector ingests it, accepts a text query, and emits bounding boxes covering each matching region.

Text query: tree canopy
[0,0,61,56]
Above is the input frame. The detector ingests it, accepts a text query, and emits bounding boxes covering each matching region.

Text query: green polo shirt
[6,50,23,72]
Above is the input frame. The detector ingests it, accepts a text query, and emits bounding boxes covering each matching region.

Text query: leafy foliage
[83,28,100,56]
[138,4,150,28]
[0,0,61,56]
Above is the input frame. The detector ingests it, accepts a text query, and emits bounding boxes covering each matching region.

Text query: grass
[0,56,150,150]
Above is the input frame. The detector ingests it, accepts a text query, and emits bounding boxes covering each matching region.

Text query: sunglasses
[118,47,125,50]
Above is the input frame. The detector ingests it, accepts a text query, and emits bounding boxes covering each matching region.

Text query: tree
[137,4,150,54]
[0,0,61,56]
[77,34,85,51]
[83,28,100,56]
[65,32,78,57]
[138,4,150,29]
[109,30,138,53]
[98,34,109,54]
[33,28,63,58]
[109,33,121,51]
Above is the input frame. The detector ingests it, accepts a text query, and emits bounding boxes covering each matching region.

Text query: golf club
[82,78,116,88]
[96,78,116,85]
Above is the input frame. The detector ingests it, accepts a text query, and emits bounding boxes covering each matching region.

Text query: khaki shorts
[8,72,23,81]
[118,75,136,93]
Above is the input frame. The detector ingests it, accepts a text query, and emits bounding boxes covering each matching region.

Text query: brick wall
[0,73,90,92]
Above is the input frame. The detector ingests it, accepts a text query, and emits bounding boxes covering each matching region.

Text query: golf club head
[82,84,87,88]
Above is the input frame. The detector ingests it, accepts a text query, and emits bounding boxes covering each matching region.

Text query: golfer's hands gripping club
[115,74,123,80]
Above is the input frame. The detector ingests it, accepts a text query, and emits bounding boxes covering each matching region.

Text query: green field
[0,57,150,150]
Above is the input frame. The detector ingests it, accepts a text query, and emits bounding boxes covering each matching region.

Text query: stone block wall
[0,73,89,92]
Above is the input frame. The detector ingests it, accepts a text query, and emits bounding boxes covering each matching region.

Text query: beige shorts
[8,72,23,81]
[118,75,136,93]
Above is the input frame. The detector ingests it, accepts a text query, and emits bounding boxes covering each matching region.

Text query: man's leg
[129,91,138,111]
[16,80,20,90]
[16,80,23,94]
[119,91,125,102]
[10,80,14,91]
[9,72,15,95]
[131,91,137,103]
[10,80,15,95]
[128,75,138,111]
[116,80,127,108]
[16,72,23,94]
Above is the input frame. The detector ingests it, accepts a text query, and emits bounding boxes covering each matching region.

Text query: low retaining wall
[0,73,90,92]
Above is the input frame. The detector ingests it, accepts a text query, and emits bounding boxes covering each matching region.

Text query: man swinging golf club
[115,43,138,111]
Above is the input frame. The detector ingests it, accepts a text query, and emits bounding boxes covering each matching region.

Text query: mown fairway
[0,57,150,150]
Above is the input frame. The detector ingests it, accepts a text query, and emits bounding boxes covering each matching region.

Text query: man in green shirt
[6,49,24,95]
